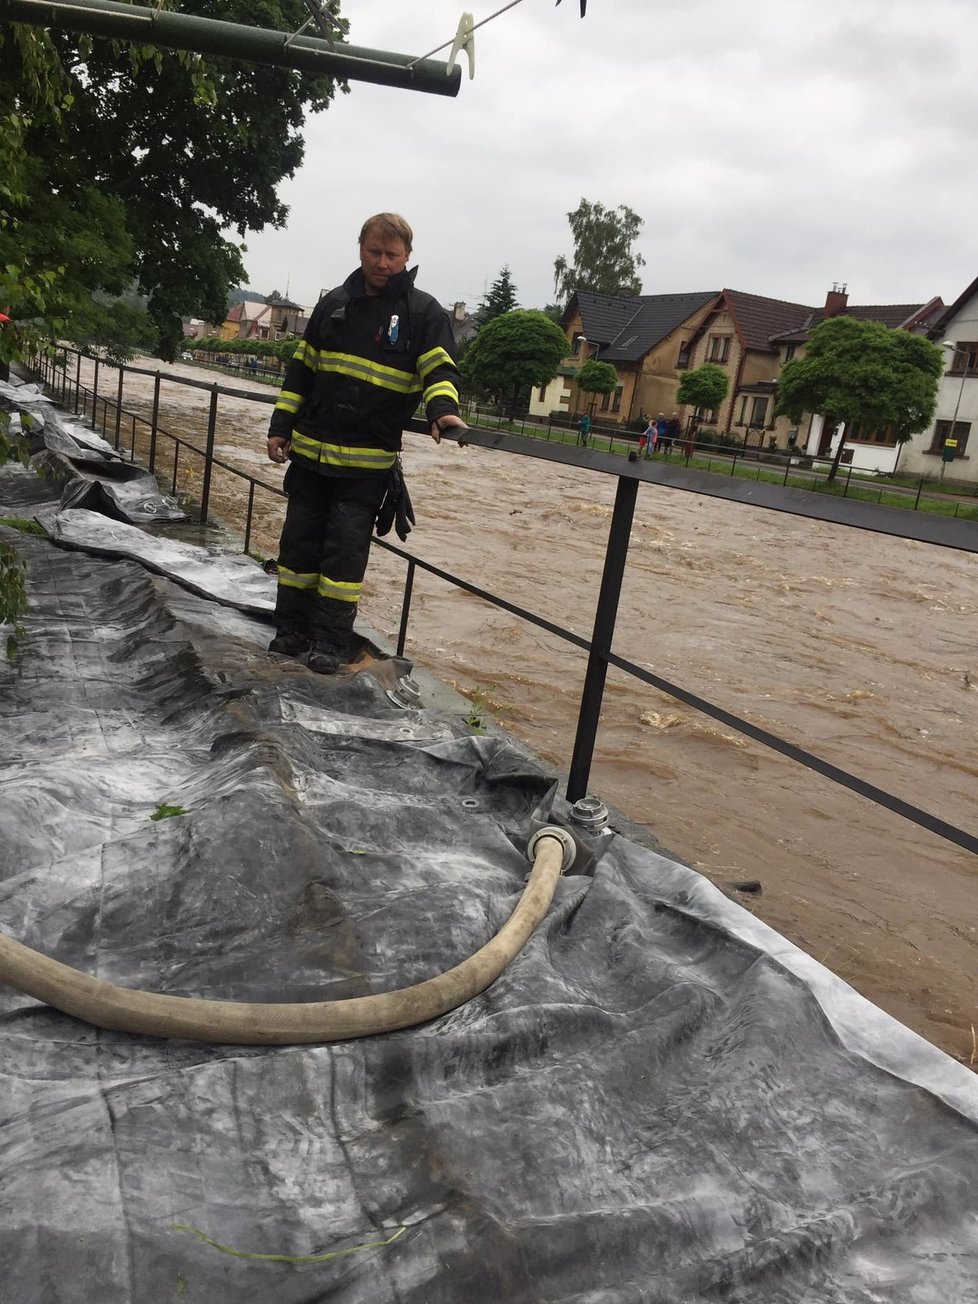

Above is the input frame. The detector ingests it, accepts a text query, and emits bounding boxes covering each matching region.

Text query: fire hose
[0,827,576,1045]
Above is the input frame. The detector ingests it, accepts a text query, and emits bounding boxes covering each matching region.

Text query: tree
[460,310,569,406]
[0,2,345,361]
[775,317,944,481]
[476,265,519,326]
[576,359,618,414]
[553,199,646,304]
[70,291,159,362]
[677,363,729,429]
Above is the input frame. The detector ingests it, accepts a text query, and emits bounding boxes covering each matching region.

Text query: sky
[236,0,978,318]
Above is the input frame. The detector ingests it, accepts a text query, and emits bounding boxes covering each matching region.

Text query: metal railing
[26,345,978,857]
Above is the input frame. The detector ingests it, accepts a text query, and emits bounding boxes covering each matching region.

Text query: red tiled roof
[722,290,815,351]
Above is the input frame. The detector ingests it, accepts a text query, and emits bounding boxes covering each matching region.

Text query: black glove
[375,457,416,541]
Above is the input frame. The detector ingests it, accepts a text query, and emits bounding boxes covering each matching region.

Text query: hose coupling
[526,825,577,872]
[569,796,610,833]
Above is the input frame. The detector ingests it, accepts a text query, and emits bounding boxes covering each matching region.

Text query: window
[707,335,731,364]
[783,344,797,362]
[612,386,623,413]
[539,385,548,403]
[946,342,978,374]
[749,397,768,427]
[676,342,691,369]
[847,423,896,446]
[930,420,971,457]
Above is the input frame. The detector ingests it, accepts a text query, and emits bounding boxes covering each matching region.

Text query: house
[446,301,478,348]
[219,299,269,341]
[683,286,945,462]
[767,288,945,469]
[682,289,816,446]
[265,293,306,340]
[550,283,950,470]
[897,276,978,485]
[536,290,718,422]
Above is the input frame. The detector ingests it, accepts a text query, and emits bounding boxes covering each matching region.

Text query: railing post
[567,473,638,802]
[199,387,219,524]
[148,373,161,473]
[396,558,416,657]
[114,367,124,450]
[74,349,82,413]
[91,357,100,425]
[243,481,256,554]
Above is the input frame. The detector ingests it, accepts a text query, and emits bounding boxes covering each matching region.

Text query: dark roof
[568,290,718,363]
[770,299,944,345]
[569,286,947,359]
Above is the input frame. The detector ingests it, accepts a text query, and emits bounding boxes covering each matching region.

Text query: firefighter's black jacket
[268,266,461,477]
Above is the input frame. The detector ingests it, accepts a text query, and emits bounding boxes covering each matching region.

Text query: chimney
[453,301,466,322]
[824,282,848,317]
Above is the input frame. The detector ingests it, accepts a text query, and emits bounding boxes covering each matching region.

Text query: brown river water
[71,357,978,1066]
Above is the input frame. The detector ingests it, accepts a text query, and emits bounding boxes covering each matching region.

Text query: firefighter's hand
[267,435,289,464]
[430,415,468,444]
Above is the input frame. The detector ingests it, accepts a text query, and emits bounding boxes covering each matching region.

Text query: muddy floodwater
[70,356,978,1066]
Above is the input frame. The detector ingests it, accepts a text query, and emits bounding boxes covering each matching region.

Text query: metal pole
[91,357,100,425]
[199,388,219,524]
[942,358,969,484]
[114,367,124,450]
[3,0,462,96]
[396,559,416,657]
[148,373,161,473]
[567,474,639,802]
[74,349,81,412]
[243,481,256,555]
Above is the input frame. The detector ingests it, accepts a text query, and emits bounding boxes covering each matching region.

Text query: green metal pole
[1,0,462,96]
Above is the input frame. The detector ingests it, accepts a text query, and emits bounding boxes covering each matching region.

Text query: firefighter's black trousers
[273,462,387,651]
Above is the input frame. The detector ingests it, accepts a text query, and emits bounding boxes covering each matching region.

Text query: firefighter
[266,213,466,673]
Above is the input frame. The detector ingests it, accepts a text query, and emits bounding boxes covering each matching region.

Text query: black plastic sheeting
[2,377,186,523]
[2,414,978,1301]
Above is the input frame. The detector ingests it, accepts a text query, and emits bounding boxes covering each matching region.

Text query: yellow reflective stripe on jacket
[276,566,318,592]
[274,389,304,415]
[318,576,361,603]
[290,430,396,471]
[417,345,454,381]
[293,340,320,367]
[424,379,459,405]
[317,351,421,395]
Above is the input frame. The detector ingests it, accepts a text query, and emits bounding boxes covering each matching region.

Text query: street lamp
[940,340,970,483]
[577,336,602,419]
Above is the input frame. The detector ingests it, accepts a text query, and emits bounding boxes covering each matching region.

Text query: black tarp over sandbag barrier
[1,375,186,523]
[1,453,978,1303]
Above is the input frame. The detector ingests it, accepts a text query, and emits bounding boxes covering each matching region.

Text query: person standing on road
[655,412,669,450]
[265,212,466,673]
[664,411,682,454]
[642,415,657,457]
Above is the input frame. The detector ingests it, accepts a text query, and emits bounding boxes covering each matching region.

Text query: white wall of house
[529,375,571,417]
[805,415,902,473]
[899,295,978,484]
